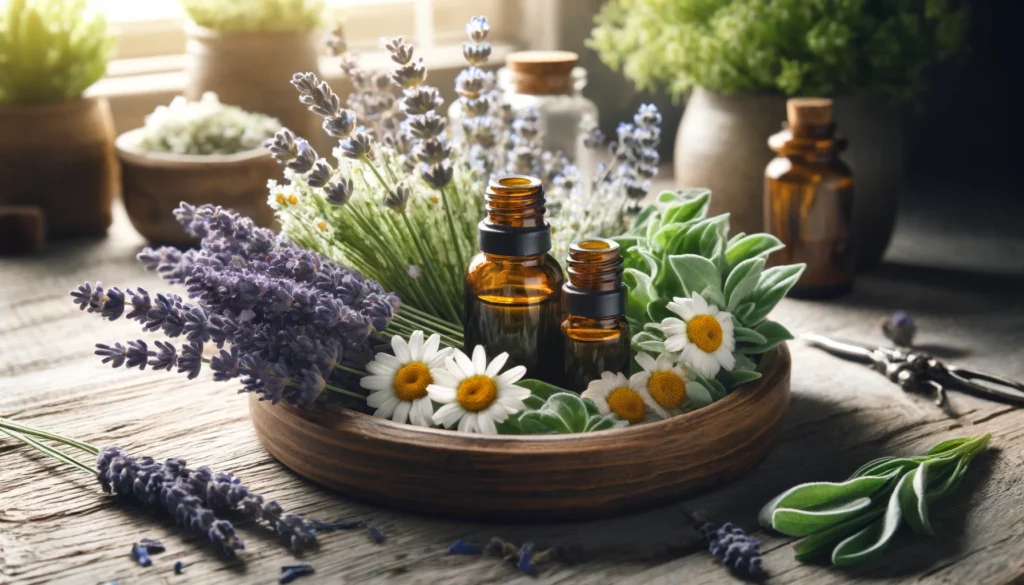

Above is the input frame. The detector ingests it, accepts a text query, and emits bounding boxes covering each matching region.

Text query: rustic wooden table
[2,205,1023,585]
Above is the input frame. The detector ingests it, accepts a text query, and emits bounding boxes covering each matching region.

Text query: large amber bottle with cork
[764,98,855,298]
[561,238,630,392]
[465,175,564,383]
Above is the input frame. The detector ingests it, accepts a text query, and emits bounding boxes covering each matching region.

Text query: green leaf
[926,437,972,456]
[717,369,762,389]
[646,298,674,324]
[773,497,875,537]
[726,233,785,267]
[653,222,689,251]
[746,264,806,323]
[685,381,715,408]
[724,257,765,311]
[517,379,569,410]
[734,301,756,323]
[658,188,711,223]
[698,374,728,401]
[517,392,627,434]
[734,352,757,371]
[632,331,666,354]
[734,326,768,346]
[793,508,885,561]
[760,472,897,530]
[831,474,907,566]
[898,462,933,536]
[623,268,655,324]
[738,320,794,354]
[628,204,660,234]
[668,254,722,298]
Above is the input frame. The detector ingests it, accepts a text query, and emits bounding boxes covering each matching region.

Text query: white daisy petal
[634,351,657,373]
[471,345,488,374]
[408,330,424,360]
[656,352,676,370]
[458,413,477,433]
[496,395,526,411]
[374,353,403,369]
[423,333,441,358]
[374,396,400,419]
[359,375,390,392]
[477,412,497,434]
[689,292,710,313]
[392,400,412,424]
[485,352,509,377]
[392,335,412,363]
[452,351,475,378]
[415,397,435,426]
[497,365,527,386]
[661,317,686,336]
[684,346,720,377]
[498,384,530,401]
[664,333,688,352]
[431,369,459,389]
[426,383,457,403]
[365,360,395,376]
[366,389,391,408]
[433,402,463,427]
[715,346,736,371]
[486,403,511,422]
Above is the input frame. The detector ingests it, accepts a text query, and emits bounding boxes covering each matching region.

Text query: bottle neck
[563,315,624,330]
[562,238,625,319]
[769,122,847,162]
[478,175,551,256]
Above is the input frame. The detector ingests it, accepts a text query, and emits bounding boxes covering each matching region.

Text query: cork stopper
[505,50,578,95]
[787,98,833,127]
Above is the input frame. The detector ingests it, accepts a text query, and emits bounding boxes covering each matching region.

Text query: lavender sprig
[700,521,764,578]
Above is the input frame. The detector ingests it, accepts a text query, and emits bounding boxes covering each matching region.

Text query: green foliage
[614,189,802,390]
[136,93,281,156]
[587,0,970,101]
[760,434,991,566]
[497,380,628,435]
[182,0,324,33]
[0,0,114,104]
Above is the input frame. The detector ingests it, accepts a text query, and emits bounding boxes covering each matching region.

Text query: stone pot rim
[0,95,106,117]
[115,127,273,168]
[184,20,319,39]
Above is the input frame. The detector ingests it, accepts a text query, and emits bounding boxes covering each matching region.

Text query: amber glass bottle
[465,175,565,383]
[561,238,629,392]
[764,98,855,298]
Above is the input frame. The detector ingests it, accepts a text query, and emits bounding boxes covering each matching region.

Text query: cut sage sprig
[759,434,991,567]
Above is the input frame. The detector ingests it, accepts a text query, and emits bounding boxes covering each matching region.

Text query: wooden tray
[250,344,791,521]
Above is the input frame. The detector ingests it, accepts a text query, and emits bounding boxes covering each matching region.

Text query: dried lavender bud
[461,42,491,66]
[324,26,346,56]
[71,281,104,312]
[310,518,365,532]
[454,68,491,100]
[407,111,446,139]
[177,341,203,379]
[130,543,152,567]
[701,522,763,578]
[448,539,484,555]
[625,179,651,200]
[462,96,491,117]
[174,560,184,574]
[339,132,372,160]
[324,177,354,206]
[517,543,536,573]
[286,140,318,174]
[125,288,152,322]
[512,118,539,141]
[383,182,411,212]
[466,15,490,43]
[883,310,917,346]
[421,163,453,189]
[384,36,414,65]
[148,340,178,371]
[210,346,240,382]
[266,128,298,164]
[390,58,426,89]
[634,127,660,149]
[368,525,386,543]
[322,110,356,138]
[95,342,128,368]
[123,339,149,370]
[291,72,340,118]
[411,137,451,165]
[634,103,663,128]
[306,160,333,189]
[400,86,443,116]
[279,564,314,584]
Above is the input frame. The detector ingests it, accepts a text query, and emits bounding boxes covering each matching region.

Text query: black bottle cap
[477,220,551,256]
[562,284,625,319]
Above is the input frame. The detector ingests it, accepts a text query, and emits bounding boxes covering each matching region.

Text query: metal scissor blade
[944,366,1024,407]
[802,333,881,364]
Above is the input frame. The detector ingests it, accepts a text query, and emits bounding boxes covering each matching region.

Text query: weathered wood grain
[2,206,1024,585]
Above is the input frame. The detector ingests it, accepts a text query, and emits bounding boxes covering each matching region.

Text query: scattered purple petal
[311,518,365,532]
[174,560,184,574]
[279,563,315,583]
[368,525,386,543]
[130,543,152,567]
[448,539,484,555]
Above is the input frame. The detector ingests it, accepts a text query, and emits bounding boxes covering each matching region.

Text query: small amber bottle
[465,175,565,384]
[764,98,855,298]
[561,238,630,392]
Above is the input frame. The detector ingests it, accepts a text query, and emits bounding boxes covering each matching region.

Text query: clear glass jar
[448,51,598,162]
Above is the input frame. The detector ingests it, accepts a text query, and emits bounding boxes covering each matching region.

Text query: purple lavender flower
[95,342,128,368]
[421,163,453,189]
[148,340,178,371]
[71,281,102,312]
[700,522,763,577]
[305,160,332,189]
[339,132,372,160]
[267,128,299,164]
[177,341,203,380]
[291,72,340,118]
[324,177,353,206]
[287,140,318,174]
[322,110,356,138]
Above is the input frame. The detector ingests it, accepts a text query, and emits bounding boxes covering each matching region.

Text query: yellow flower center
[275,193,287,205]
[315,219,328,231]
[456,375,498,412]
[649,370,687,410]
[606,387,645,424]
[687,314,723,353]
[287,193,299,205]
[392,361,432,401]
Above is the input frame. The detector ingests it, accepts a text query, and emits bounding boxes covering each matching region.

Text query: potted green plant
[588,0,970,269]
[0,0,116,239]
[181,0,324,149]
[116,92,281,245]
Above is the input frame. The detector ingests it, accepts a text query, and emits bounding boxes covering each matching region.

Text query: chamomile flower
[427,345,529,434]
[660,292,736,378]
[582,371,657,425]
[631,351,712,417]
[360,330,451,427]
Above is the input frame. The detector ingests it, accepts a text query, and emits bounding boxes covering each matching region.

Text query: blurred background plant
[181,0,324,33]
[0,0,114,104]
[587,0,970,102]
[134,92,281,155]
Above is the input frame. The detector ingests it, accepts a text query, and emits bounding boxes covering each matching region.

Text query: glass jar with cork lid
[497,50,598,161]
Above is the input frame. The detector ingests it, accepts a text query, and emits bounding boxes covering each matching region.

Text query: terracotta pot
[116,128,279,246]
[184,23,324,151]
[673,87,904,271]
[0,97,117,239]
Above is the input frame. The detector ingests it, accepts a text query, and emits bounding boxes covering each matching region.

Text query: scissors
[802,332,1024,407]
